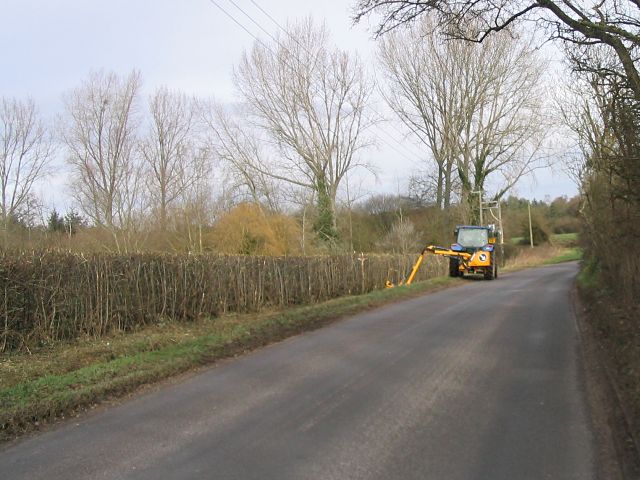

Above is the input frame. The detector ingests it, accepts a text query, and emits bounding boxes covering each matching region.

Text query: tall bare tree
[378,17,547,219]
[141,88,211,231]
[0,97,54,230]
[231,18,374,241]
[378,17,463,209]
[62,70,142,251]
[453,29,547,214]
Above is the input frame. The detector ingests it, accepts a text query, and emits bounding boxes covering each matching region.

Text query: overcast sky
[1,0,578,213]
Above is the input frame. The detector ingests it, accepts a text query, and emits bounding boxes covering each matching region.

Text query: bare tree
[62,70,143,251]
[231,18,375,241]
[377,217,419,254]
[204,103,282,212]
[354,0,640,101]
[0,97,54,230]
[378,17,547,220]
[558,67,614,190]
[453,29,548,214]
[141,88,212,231]
[171,181,216,254]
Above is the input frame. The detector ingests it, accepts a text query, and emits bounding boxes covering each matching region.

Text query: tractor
[386,224,500,287]
[445,225,500,280]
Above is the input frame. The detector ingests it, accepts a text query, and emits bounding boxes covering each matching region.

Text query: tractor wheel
[484,261,496,280]
[491,253,499,279]
[449,258,460,277]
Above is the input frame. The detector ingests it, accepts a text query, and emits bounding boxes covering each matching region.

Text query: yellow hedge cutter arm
[386,246,471,288]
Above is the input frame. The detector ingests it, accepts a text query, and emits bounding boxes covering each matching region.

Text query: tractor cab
[451,225,498,253]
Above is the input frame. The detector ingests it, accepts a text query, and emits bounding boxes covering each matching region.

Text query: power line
[248,0,286,33]
[207,0,263,45]
[227,0,280,44]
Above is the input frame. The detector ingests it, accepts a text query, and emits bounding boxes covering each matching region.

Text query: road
[0,262,595,479]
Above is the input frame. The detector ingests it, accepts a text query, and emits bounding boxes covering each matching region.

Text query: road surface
[0,262,596,479]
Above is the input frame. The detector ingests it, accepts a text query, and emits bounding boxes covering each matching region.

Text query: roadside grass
[0,275,456,442]
[576,254,604,292]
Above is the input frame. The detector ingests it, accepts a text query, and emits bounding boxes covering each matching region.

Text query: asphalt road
[0,262,596,479]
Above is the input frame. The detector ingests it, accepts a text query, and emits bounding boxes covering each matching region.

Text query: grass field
[551,232,579,245]
[503,245,582,270]
[544,247,582,264]
[510,232,578,246]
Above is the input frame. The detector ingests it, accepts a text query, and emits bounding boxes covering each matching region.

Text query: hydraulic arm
[390,246,471,287]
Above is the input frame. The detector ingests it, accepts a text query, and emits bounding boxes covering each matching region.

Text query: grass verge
[0,276,456,443]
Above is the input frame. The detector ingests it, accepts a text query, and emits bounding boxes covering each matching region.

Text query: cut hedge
[0,252,446,352]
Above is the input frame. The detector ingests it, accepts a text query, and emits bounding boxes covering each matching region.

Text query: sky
[1,0,578,215]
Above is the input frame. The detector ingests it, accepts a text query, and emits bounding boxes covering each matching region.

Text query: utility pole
[528,201,534,248]
[485,199,504,246]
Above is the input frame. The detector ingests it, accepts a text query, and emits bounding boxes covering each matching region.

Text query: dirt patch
[573,287,640,479]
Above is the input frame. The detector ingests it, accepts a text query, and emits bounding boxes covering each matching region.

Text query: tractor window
[457,229,489,248]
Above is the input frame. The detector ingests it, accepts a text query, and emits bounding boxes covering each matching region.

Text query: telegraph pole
[528,201,534,248]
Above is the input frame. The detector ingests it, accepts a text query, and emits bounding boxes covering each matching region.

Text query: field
[510,232,578,246]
